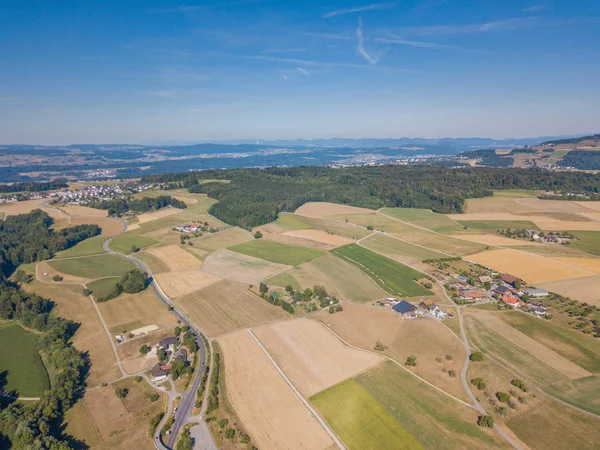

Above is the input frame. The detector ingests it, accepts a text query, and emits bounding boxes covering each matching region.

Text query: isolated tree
[405,355,417,367]
[174,326,182,336]
[83,288,92,297]
[115,387,128,398]
[496,392,511,403]
[254,231,262,239]
[52,274,63,282]
[140,344,151,354]
[259,282,268,295]
[131,244,139,253]
[477,415,494,428]
[285,285,294,294]
[470,351,484,362]
[470,377,487,390]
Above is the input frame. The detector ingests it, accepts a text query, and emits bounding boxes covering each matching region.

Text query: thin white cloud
[281,73,288,80]
[323,2,397,19]
[303,32,354,41]
[403,17,542,35]
[375,33,458,49]
[356,17,379,64]
[521,4,546,13]
[296,67,309,75]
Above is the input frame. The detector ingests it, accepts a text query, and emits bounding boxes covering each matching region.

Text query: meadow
[457,220,540,232]
[0,324,50,397]
[54,235,107,258]
[311,378,422,450]
[331,244,433,297]
[48,254,137,279]
[357,361,506,449]
[108,231,159,254]
[569,230,600,256]
[360,233,447,265]
[228,239,326,266]
[87,277,120,299]
[380,208,463,233]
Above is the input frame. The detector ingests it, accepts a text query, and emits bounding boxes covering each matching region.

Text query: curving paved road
[102,220,214,450]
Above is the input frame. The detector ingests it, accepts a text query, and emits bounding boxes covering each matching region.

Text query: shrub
[470,351,484,362]
[496,392,510,403]
[335,304,343,312]
[477,415,494,428]
[448,369,456,377]
[470,377,486,390]
[218,418,229,429]
[445,354,453,361]
[52,274,63,282]
[140,344,151,354]
[495,406,507,417]
[83,288,92,296]
[225,428,236,439]
[374,340,388,351]
[115,387,128,398]
[254,231,263,239]
[511,379,528,392]
[405,355,417,367]
[240,433,250,444]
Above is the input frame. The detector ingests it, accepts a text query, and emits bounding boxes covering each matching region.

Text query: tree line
[0,210,97,448]
[0,179,68,193]
[141,165,600,229]
[88,195,186,217]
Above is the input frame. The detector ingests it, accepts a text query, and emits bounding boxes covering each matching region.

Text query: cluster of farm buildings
[378,298,450,320]
[151,336,191,383]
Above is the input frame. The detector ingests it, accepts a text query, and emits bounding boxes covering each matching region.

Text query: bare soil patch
[295,201,377,218]
[155,270,221,298]
[195,227,251,251]
[468,311,590,379]
[313,303,468,401]
[254,319,383,397]
[178,280,290,337]
[144,244,202,272]
[218,330,335,450]
[201,248,290,285]
[465,248,592,283]
[282,229,355,248]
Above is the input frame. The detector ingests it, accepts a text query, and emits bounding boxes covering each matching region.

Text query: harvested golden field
[79,386,133,440]
[577,212,600,221]
[144,244,202,272]
[136,206,182,223]
[465,248,592,283]
[195,227,252,251]
[455,234,539,247]
[295,201,376,218]
[200,248,289,285]
[515,198,596,213]
[253,319,383,397]
[178,280,290,337]
[282,229,355,248]
[218,330,335,450]
[256,226,335,250]
[539,276,600,307]
[23,281,120,386]
[464,196,535,214]
[284,254,386,303]
[97,289,176,331]
[70,215,124,237]
[467,311,590,379]
[575,201,600,212]
[291,214,371,239]
[313,303,468,401]
[0,198,57,217]
[552,257,600,274]
[155,270,221,298]
[450,212,600,231]
[360,233,450,267]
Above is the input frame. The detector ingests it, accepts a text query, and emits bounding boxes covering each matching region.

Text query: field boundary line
[309,318,475,409]
[247,329,346,450]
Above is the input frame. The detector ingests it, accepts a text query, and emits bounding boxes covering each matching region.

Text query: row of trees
[0,179,67,193]
[143,165,600,229]
[0,210,92,448]
[88,195,186,217]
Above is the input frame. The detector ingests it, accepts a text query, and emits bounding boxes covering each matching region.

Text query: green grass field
[569,231,600,256]
[331,244,433,297]
[0,324,50,397]
[499,311,600,373]
[457,220,540,232]
[465,315,600,415]
[228,239,326,266]
[492,189,541,198]
[311,378,422,450]
[264,271,301,290]
[87,277,121,299]
[360,233,448,262]
[380,208,463,233]
[54,235,107,259]
[357,361,505,449]
[108,231,159,254]
[272,213,312,230]
[48,254,137,279]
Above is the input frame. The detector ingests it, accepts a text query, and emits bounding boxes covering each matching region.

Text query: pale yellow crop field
[295,201,377,218]
[144,244,202,272]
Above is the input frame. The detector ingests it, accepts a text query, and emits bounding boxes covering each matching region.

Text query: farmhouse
[151,363,169,382]
[493,286,512,296]
[175,224,200,233]
[478,275,492,284]
[524,288,548,298]
[393,300,417,318]
[174,348,188,362]
[501,274,518,286]
[159,336,178,353]
[501,294,520,307]
[459,289,489,300]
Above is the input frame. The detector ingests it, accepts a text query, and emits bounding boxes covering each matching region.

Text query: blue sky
[1,0,599,144]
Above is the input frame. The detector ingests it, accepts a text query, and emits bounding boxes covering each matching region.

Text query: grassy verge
[331,244,433,297]
[228,239,326,266]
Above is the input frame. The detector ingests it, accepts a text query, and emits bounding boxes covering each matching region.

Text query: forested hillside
[0,179,68,193]
[88,195,186,216]
[143,166,600,228]
[558,150,600,170]
[0,210,98,449]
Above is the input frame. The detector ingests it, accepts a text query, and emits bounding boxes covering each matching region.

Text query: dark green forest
[558,150,600,170]
[143,166,600,228]
[0,179,68,194]
[88,195,186,216]
[0,211,99,449]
